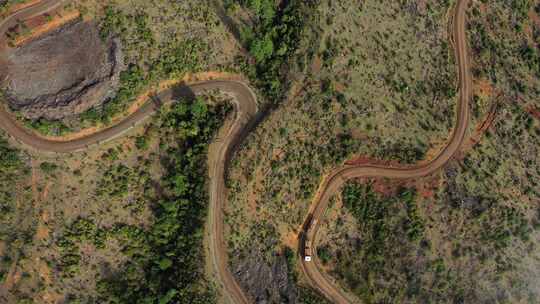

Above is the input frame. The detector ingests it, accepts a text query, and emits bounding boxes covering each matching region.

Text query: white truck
[304,219,318,262]
[304,240,312,262]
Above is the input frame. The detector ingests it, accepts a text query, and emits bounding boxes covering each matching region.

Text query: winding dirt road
[298,0,472,302]
[0,0,474,303]
[0,2,256,303]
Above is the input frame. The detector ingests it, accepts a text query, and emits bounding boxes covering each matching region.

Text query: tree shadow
[170,84,197,102]
[210,0,244,46]
[210,0,254,61]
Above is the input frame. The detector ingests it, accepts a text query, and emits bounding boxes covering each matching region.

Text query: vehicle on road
[304,218,317,262]
[304,239,312,262]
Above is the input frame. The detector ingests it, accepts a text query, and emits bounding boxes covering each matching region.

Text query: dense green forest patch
[225,0,320,101]
[91,98,231,303]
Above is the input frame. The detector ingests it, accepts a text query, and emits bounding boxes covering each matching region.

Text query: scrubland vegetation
[319,100,540,302]
[0,135,30,293]
[1,0,539,303]
[95,97,231,304]
[225,0,456,282]
[224,0,540,302]
[313,1,540,303]
[0,93,232,303]
[226,0,456,238]
[321,184,428,302]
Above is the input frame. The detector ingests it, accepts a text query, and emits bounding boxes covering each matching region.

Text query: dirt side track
[0,0,474,303]
[298,0,472,303]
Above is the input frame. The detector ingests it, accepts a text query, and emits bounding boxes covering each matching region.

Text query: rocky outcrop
[232,249,298,304]
[1,20,124,120]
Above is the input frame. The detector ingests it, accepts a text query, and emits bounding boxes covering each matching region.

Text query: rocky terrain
[232,249,298,304]
[1,20,124,120]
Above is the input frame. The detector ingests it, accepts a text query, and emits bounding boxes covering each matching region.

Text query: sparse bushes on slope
[0,136,31,295]
[332,183,430,302]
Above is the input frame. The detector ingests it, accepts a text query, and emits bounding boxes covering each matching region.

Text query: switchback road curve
[298,0,472,302]
[0,2,255,303]
[0,0,474,303]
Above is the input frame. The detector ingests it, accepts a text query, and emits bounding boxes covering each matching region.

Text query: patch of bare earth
[474,78,496,98]
[351,174,440,200]
[36,199,51,241]
[527,105,540,120]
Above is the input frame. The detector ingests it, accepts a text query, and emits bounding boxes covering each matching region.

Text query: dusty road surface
[0,2,256,303]
[1,0,474,303]
[298,0,472,303]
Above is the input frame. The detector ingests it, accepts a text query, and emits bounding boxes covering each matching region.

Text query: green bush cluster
[135,135,149,150]
[235,0,319,100]
[39,162,58,175]
[100,6,127,40]
[342,183,395,268]
[0,137,23,221]
[23,118,71,136]
[403,190,425,241]
[100,65,148,124]
[26,34,206,135]
[96,164,141,198]
[480,205,532,249]
[337,182,428,302]
[0,136,30,294]
[0,137,21,173]
[375,140,428,164]
[506,0,532,25]
[56,218,107,277]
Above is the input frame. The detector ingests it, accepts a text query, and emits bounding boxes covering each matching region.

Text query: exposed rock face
[1,20,124,120]
[233,249,298,304]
